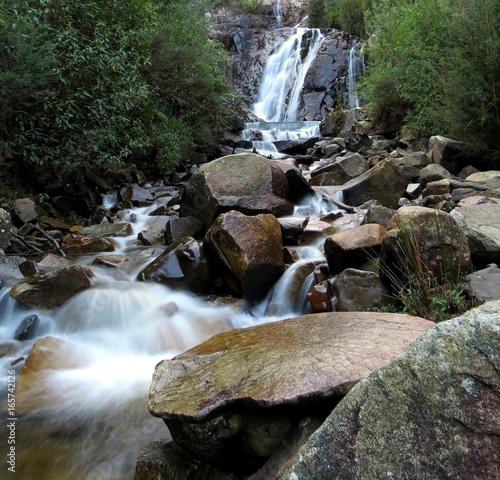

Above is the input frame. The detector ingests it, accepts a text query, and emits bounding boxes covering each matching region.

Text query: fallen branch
[10,232,44,256]
[322,194,363,214]
[30,225,66,258]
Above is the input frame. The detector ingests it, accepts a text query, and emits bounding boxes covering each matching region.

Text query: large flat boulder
[149,312,434,470]
[180,153,293,232]
[277,300,500,480]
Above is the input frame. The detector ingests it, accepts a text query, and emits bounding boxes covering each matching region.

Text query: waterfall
[348,42,366,109]
[253,28,324,122]
[275,0,283,28]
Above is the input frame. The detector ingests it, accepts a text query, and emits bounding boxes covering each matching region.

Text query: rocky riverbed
[1,122,500,478]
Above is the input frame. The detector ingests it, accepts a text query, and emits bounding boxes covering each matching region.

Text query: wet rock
[165,217,203,244]
[278,217,307,245]
[341,159,408,208]
[62,234,115,255]
[204,210,283,302]
[382,206,473,285]
[79,223,133,237]
[0,208,12,250]
[19,260,39,277]
[307,281,329,312]
[180,153,293,232]
[273,160,314,201]
[92,255,128,268]
[14,314,41,341]
[120,183,154,207]
[0,341,23,359]
[465,264,500,304]
[37,253,70,272]
[0,253,26,281]
[17,336,90,412]
[149,312,434,470]
[12,198,38,225]
[324,224,386,274]
[450,202,500,267]
[134,440,237,480]
[138,237,209,294]
[330,268,393,312]
[10,265,94,309]
[277,301,500,480]
[310,153,369,186]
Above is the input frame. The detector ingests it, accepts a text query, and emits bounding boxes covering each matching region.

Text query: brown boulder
[381,206,473,286]
[340,159,408,208]
[10,265,94,309]
[137,237,209,294]
[180,154,293,232]
[149,312,434,470]
[62,234,114,255]
[324,223,386,274]
[203,210,283,301]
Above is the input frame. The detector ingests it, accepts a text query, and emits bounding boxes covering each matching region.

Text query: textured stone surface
[180,154,292,232]
[165,217,203,244]
[137,237,209,294]
[465,264,500,303]
[277,301,500,480]
[62,234,115,255]
[330,268,392,312]
[79,223,133,237]
[203,210,283,301]
[12,197,38,224]
[149,312,433,471]
[134,440,237,480]
[324,223,386,274]
[382,206,473,284]
[340,160,408,208]
[149,312,434,421]
[0,207,12,250]
[10,265,94,309]
[451,203,500,266]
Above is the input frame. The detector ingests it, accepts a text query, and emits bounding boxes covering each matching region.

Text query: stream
[0,191,341,479]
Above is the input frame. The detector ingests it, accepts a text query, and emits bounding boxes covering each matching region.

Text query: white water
[275,0,283,28]
[253,28,324,122]
[348,42,366,109]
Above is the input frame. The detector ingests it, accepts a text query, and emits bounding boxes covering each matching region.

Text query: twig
[10,232,44,256]
[322,194,363,214]
[30,225,66,258]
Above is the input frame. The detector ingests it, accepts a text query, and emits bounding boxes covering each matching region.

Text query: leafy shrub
[0,0,233,180]
[364,0,500,151]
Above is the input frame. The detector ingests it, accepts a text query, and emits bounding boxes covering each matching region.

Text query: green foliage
[0,0,233,179]
[364,0,500,150]
[308,0,328,28]
[324,0,370,36]
[214,0,264,14]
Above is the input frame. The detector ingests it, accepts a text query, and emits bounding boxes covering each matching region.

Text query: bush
[0,0,233,179]
[364,0,500,151]
[324,0,370,36]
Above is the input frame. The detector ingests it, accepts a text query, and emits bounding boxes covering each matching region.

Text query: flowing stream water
[0,189,341,479]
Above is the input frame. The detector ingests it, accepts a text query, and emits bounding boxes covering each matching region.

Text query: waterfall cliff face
[209,7,356,123]
[252,28,324,122]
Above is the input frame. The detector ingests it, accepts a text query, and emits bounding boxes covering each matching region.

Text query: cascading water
[275,0,283,28]
[242,27,324,156]
[253,28,324,122]
[348,41,366,109]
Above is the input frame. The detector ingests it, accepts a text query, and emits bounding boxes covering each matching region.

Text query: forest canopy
[0,0,233,177]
